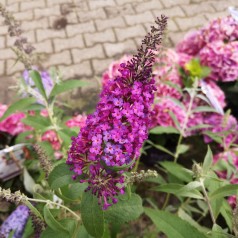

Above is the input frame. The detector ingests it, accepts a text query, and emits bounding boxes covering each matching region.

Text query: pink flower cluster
[200,41,238,81]
[102,55,132,86]
[0,104,30,136]
[177,16,238,82]
[213,149,238,207]
[65,114,87,128]
[203,113,238,148]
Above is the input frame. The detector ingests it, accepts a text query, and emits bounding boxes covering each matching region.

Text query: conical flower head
[67,15,168,209]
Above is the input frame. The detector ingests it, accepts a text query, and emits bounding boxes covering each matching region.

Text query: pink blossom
[203,114,238,147]
[214,149,238,207]
[151,98,185,128]
[176,30,206,56]
[177,16,238,56]
[65,114,87,128]
[199,41,238,82]
[153,49,184,100]
[41,130,61,151]
[0,104,30,136]
[102,55,132,86]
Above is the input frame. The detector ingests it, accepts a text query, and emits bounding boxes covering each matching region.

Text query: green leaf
[210,184,238,200]
[15,131,34,144]
[178,208,209,233]
[38,141,54,158]
[21,115,51,130]
[202,146,213,174]
[0,97,36,121]
[23,168,36,194]
[181,181,202,191]
[203,131,223,144]
[192,106,217,113]
[7,230,15,238]
[210,224,226,238]
[150,126,179,134]
[50,80,89,97]
[160,161,193,183]
[169,111,181,130]
[81,191,105,238]
[220,200,232,231]
[60,183,88,201]
[163,81,183,95]
[48,163,76,189]
[147,140,174,157]
[58,129,72,148]
[22,218,34,238]
[41,227,70,238]
[104,193,143,225]
[76,225,94,238]
[60,219,78,237]
[24,103,45,111]
[187,124,212,131]
[43,205,69,234]
[168,97,186,110]
[30,70,47,99]
[41,219,78,238]
[176,144,190,155]
[145,208,208,238]
[152,184,203,199]
[24,200,43,220]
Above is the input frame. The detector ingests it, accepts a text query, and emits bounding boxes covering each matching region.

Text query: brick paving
[0,0,237,104]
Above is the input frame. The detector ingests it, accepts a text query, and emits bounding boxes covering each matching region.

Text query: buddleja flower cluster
[67,15,168,209]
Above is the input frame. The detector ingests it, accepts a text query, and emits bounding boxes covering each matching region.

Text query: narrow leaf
[43,205,69,234]
[178,208,209,233]
[50,80,89,97]
[203,131,223,144]
[150,126,179,134]
[145,208,208,238]
[147,140,174,157]
[187,124,212,131]
[152,184,203,199]
[169,111,181,130]
[160,161,193,182]
[210,184,238,200]
[192,106,217,113]
[30,70,47,99]
[177,144,190,155]
[21,115,51,130]
[202,146,213,174]
[0,98,36,121]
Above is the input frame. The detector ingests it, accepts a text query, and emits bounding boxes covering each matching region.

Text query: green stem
[133,157,140,172]
[162,83,198,210]
[200,178,216,225]
[27,198,81,220]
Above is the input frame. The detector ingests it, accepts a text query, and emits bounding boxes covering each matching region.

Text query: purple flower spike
[67,15,168,209]
[0,205,29,238]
